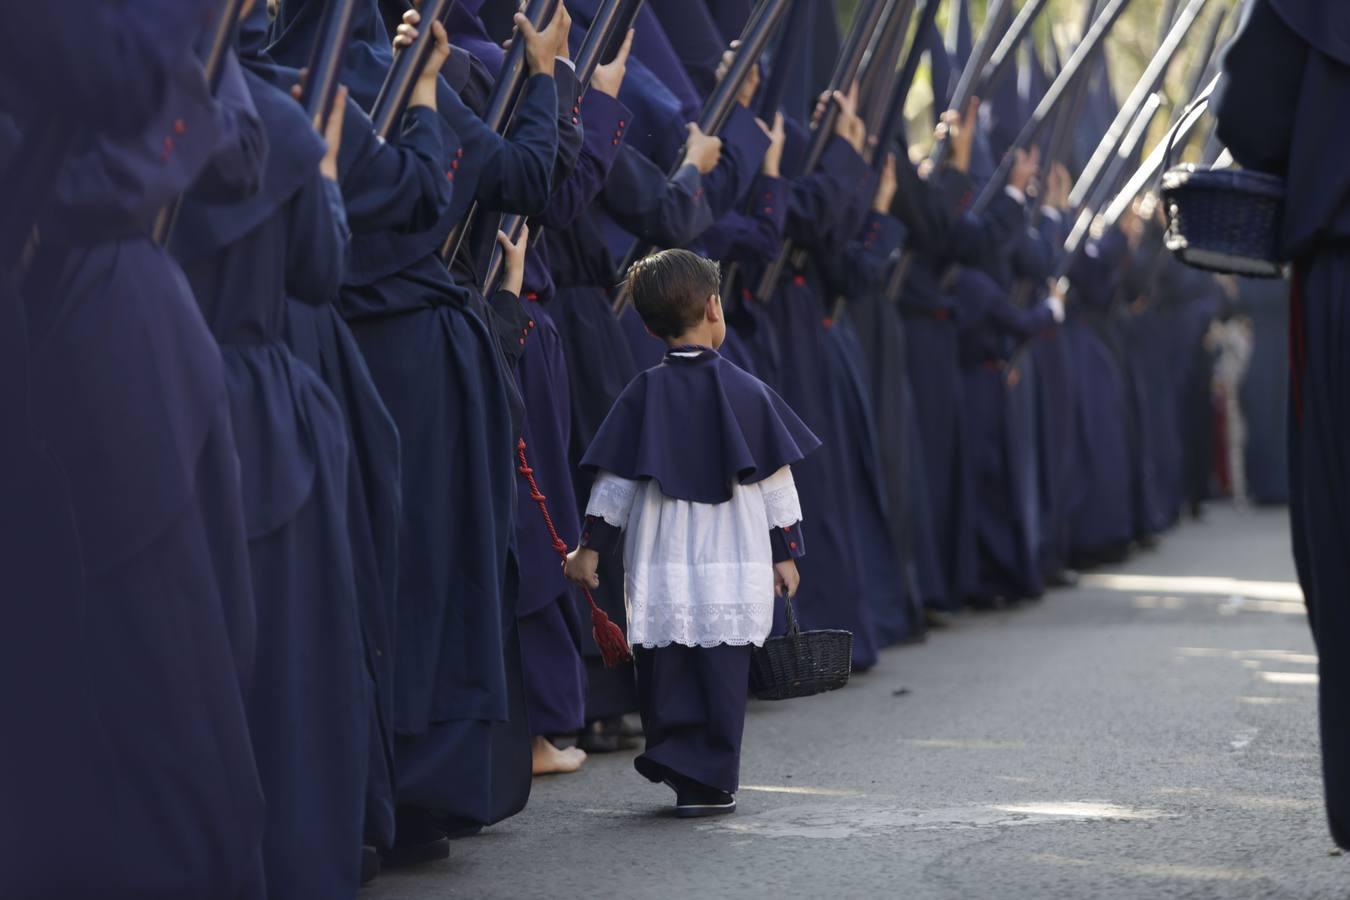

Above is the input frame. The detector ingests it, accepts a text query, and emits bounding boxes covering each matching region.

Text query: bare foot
[532,736,587,775]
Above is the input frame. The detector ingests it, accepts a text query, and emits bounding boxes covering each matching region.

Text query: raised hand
[682,123,723,175]
[1009,144,1040,194]
[874,152,898,213]
[497,223,531,298]
[591,28,634,98]
[759,112,786,178]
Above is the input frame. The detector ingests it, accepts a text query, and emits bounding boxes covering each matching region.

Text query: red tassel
[517,439,633,667]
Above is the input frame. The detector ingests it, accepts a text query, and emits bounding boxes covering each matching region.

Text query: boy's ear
[706,293,722,323]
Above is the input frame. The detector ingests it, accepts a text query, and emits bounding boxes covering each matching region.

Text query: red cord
[517,439,632,667]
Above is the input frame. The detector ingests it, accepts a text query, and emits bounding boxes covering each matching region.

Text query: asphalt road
[368,505,1349,899]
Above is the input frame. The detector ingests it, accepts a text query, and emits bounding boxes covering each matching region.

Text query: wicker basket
[749,596,852,701]
[1161,165,1286,278]
[1159,94,1286,278]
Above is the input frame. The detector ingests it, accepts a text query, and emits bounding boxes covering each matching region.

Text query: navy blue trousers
[633,644,752,796]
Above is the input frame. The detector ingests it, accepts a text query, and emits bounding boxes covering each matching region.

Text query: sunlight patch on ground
[740,785,863,798]
[1176,647,1317,665]
[1030,853,1266,882]
[1258,671,1319,686]
[1084,573,1303,603]
[697,801,1170,839]
[901,738,1028,751]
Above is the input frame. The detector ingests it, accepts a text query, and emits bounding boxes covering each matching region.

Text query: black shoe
[360,845,381,886]
[576,717,641,753]
[675,782,737,818]
[924,609,955,630]
[383,810,450,869]
[1046,568,1080,588]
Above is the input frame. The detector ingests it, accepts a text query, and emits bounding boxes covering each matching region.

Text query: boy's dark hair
[626,249,721,340]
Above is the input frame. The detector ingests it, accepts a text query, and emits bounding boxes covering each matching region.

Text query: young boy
[564,249,821,817]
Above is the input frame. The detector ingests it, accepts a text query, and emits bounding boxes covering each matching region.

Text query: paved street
[369,506,1349,899]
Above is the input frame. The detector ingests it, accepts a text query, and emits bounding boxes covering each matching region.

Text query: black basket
[1159,95,1287,279]
[1161,166,1286,278]
[749,596,852,701]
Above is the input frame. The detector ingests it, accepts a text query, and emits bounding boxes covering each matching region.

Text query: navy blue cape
[581,346,821,504]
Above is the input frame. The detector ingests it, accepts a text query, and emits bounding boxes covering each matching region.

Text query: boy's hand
[774,559,800,598]
[497,223,529,297]
[565,546,601,590]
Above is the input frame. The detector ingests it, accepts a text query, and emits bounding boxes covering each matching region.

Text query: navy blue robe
[1063,231,1135,562]
[1028,214,1080,580]
[173,66,367,899]
[1238,277,1291,504]
[514,88,631,737]
[291,96,452,853]
[273,0,559,832]
[747,136,885,668]
[8,33,265,895]
[894,164,1026,608]
[956,268,1055,601]
[1217,0,1350,845]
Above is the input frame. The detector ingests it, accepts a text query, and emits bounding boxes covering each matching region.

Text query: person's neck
[666,327,719,351]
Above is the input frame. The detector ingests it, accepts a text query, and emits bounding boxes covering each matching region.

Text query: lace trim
[759,467,803,528]
[636,638,768,649]
[587,473,638,529]
[627,590,776,650]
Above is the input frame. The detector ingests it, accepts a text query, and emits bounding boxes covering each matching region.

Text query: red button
[519,338,526,345]
[572,116,579,124]
[763,207,773,214]
[789,542,798,550]
[446,172,455,181]
[528,320,535,328]
[793,275,806,287]
[173,118,187,135]
[619,119,626,127]
[451,159,459,170]
[163,136,175,153]
[612,138,619,145]
[457,147,464,158]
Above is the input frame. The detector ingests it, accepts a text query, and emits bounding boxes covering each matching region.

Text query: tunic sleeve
[285,175,349,305]
[585,471,641,529]
[338,102,453,234]
[758,465,803,529]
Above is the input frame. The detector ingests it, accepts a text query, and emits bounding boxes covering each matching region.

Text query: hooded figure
[170,31,367,896]
[3,5,266,896]
[270,0,559,852]
[1216,0,1350,849]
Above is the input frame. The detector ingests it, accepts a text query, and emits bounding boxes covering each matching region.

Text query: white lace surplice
[586,466,803,649]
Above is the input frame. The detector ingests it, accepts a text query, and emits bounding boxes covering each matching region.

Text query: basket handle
[1164,92,1212,173]
[782,592,801,636]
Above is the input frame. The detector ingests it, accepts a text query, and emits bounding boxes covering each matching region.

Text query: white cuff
[1005,185,1027,206]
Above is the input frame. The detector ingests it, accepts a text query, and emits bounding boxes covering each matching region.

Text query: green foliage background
[832,0,1235,156]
